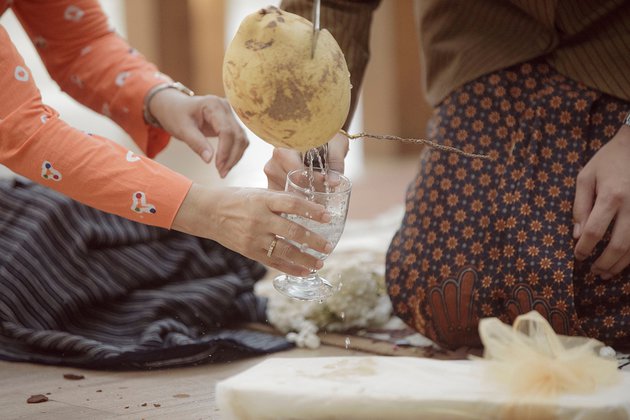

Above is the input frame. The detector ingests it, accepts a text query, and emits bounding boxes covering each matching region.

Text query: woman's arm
[0,25,192,228]
[11,0,173,157]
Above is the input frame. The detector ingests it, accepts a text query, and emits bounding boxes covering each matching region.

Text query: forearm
[1,107,191,229]
[12,0,173,157]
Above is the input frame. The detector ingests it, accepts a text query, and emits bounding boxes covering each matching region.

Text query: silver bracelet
[143,82,195,128]
[624,111,630,127]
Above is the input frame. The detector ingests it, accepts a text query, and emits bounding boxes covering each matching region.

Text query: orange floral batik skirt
[386,59,630,350]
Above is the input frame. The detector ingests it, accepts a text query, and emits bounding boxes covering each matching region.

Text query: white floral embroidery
[70,75,84,88]
[41,161,62,181]
[14,66,29,82]
[33,36,47,49]
[126,151,140,162]
[101,103,111,117]
[131,192,156,214]
[64,5,85,22]
[115,71,131,87]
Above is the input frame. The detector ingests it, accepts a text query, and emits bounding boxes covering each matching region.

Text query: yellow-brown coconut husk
[223,6,351,152]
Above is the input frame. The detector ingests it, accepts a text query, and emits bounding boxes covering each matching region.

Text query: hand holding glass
[273,169,351,301]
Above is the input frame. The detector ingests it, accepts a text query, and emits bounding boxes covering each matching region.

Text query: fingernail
[315,260,324,270]
[575,252,586,261]
[573,223,580,238]
[202,150,212,163]
[600,272,612,280]
[321,212,332,223]
[324,242,333,254]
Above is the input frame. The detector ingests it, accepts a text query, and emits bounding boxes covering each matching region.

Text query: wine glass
[273,169,352,301]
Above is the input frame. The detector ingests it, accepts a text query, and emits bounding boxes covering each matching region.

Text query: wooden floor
[1,346,371,420]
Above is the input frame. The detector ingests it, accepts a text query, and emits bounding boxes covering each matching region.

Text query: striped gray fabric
[0,178,290,369]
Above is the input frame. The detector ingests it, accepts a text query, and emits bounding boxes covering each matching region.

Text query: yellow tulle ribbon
[478,311,620,396]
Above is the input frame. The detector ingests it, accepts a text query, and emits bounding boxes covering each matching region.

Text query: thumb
[572,170,595,239]
[179,126,215,164]
[327,133,349,173]
[327,153,345,174]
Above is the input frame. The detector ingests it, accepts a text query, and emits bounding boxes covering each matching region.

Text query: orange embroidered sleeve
[11,0,172,157]
[0,3,193,229]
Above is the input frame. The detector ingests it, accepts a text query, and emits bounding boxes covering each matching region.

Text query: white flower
[263,251,392,348]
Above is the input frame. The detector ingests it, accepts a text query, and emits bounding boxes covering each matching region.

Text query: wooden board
[244,322,480,360]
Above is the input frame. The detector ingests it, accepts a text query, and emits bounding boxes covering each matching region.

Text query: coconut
[223,6,351,152]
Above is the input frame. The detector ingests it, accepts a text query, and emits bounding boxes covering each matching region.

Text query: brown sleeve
[280,0,381,127]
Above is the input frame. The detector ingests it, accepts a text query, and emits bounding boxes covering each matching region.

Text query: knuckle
[285,197,301,213]
[203,96,219,108]
[574,245,588,257]
[285,222,300,240]
[263,162,274,177]
[605,189,624,206]
[272,147,285,159]
[240,132,250,146]
[582,226,603,240]
[275,242,291,260]
[607,241,628,255]
[244,217,260,232]
[575,171,590,185]
[219,124,235,137]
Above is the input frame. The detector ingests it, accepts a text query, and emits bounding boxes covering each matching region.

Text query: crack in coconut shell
[245,39,274,51]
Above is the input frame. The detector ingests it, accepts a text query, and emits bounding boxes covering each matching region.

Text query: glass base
[273,273,334,301]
